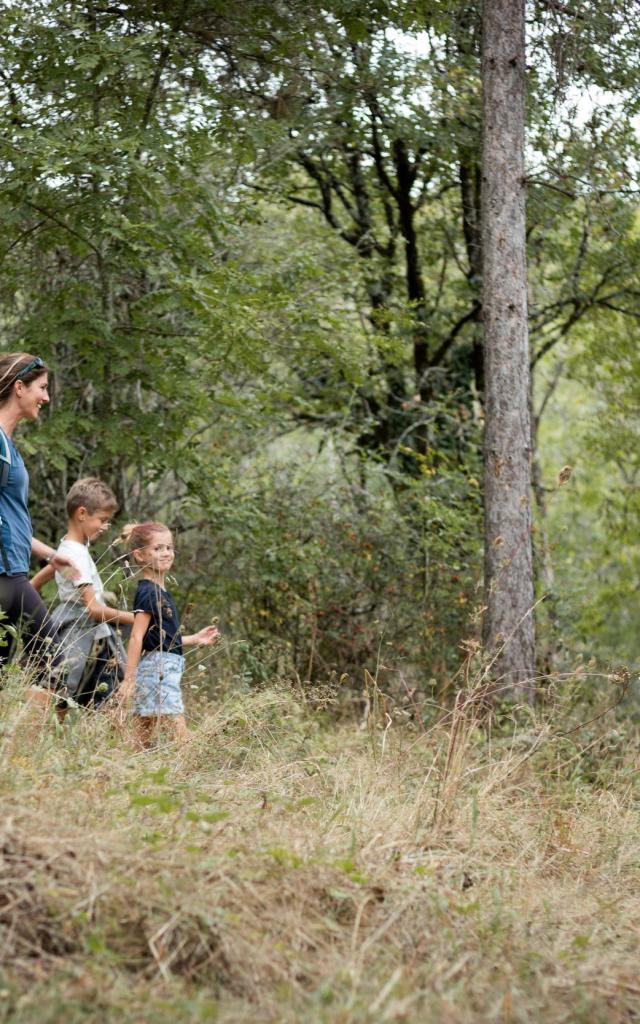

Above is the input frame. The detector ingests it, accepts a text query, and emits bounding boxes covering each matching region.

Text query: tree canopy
[1,0,639,689]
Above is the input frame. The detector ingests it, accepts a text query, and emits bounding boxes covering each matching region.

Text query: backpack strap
[0,427,10,489]
[0,428,13,574]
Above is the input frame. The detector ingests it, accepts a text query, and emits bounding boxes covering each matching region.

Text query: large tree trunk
[481,0,535,696]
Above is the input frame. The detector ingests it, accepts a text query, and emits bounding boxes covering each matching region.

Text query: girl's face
[15,373,49,421]
[134,529,175,574]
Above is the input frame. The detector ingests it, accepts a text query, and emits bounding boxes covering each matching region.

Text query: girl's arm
[31,537,81,579]
[31,562,56,592]
[118,611,151,703]
[182,625,220,647]
[78,584,135,627]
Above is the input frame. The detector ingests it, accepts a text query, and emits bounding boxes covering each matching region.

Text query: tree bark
[481,0,535,696]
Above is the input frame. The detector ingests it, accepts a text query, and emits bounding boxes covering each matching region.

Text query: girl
[0,352,80,696]
[118,521,219,744]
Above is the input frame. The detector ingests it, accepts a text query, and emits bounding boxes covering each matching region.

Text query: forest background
[1,0,640,696]
[4,3,640,1022]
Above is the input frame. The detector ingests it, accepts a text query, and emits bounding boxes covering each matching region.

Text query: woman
[0,352,79,687]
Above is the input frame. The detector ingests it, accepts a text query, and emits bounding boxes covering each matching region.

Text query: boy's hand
[195,625,220,646]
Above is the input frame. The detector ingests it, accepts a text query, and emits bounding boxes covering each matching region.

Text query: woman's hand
[49,551,81,579]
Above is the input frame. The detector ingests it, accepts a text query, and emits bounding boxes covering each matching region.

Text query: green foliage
[538,347,640,665]
[178,423,481,685]
[0,0,639,684]
[0,1,366,534]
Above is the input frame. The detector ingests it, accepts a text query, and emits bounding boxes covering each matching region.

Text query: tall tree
[482,0,535,693]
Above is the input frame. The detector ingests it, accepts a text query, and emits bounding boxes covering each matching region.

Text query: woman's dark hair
[0,352,49,405]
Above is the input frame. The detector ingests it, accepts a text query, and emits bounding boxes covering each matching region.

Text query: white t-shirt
[55,537,111,639]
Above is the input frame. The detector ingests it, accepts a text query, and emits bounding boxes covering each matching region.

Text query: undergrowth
[0,670,639,1023]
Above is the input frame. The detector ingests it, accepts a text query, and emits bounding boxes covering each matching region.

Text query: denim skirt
[134,651,185,717]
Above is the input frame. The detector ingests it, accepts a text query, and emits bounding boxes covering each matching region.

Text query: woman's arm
[31,537,81,579]
[31,562,56,592]
[31,537,54,561]
[118,611,151,703]
[78,584,135,627]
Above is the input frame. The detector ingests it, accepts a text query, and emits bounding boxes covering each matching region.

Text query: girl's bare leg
[133,715,155,749]
[170,715,188,742]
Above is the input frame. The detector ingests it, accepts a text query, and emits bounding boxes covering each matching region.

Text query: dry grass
[1,672,640,1023]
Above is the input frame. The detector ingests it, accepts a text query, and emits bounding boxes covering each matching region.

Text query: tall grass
[1,669,639,1023]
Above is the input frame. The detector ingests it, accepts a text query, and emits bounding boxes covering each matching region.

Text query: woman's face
[15,373,49,421]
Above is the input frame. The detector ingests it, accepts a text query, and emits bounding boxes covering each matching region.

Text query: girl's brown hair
[0,352,49,405]
[120,521,170,551]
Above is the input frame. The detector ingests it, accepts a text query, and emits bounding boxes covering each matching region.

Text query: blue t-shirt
[0,431,32,575]
[133,579,183,655]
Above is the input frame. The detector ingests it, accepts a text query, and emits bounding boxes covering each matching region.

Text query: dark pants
[75,636,121,708]
[0,573,62,684]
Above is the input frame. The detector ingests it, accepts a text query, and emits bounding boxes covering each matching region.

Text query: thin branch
[22,200,101,256]
[367,100,398,202]
[531,302,584,366]
[527,177,576,200]
[283,193,326,213]
[569,217,590,296]
[0,219,47,264]
[534,358,565,429]
[596,300,640,319]
[296,150,362,247]
[429,301,481,368]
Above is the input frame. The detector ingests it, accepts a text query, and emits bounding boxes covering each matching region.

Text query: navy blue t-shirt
[133,579,183,655]
[0,430,32,575]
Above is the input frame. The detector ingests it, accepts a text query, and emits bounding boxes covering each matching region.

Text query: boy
[32,478,134,706]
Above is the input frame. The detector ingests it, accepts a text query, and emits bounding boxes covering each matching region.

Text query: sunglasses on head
[16,357,45,380]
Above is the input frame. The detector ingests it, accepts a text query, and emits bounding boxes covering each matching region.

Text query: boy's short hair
[66,478,118,518]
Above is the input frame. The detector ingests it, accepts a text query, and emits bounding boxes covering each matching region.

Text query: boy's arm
[78,584,135,627]
[118,611,151,703]
[31,562,56,593]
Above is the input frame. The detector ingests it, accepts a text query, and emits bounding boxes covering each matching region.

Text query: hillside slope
[1,679,638,1023]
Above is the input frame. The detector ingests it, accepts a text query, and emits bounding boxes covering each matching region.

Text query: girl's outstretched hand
[178,624,221,647]
[193,625,220,646]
